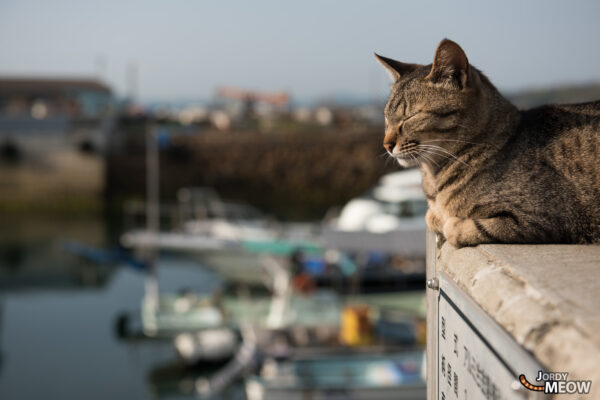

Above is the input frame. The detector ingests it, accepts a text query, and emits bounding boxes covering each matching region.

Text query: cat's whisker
[421,148,470,169]
[417,150,441,168]
[418,147,454,161]
[413,151,426,165]
[408,152,419,166]
[390,151,421,167]
[385,153,396,166]
[418,144,463,158]
[421,149,460,168]
[394,153,408,165]
[418,147,470,169]
[418,145,471,168]
[421,153,441,169]
[407,152,422,168]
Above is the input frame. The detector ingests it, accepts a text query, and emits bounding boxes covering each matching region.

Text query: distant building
[0,78,115,205]
[0,77,111,117]
[0,77,114,155]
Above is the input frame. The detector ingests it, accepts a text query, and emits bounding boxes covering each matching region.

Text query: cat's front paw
[426,209,443,234]
[443,217,481,248]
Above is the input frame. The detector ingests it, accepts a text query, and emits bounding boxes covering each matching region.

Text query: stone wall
[107,129,396,220]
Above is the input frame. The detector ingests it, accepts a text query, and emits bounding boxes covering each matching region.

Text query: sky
[1,0,599,103]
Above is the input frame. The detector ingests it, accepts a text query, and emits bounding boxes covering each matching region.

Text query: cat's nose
[383,142,395,153]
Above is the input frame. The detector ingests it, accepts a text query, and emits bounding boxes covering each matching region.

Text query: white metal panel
[436,272,545,400]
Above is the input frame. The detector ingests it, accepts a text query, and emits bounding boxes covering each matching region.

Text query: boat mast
[145,124,160,309]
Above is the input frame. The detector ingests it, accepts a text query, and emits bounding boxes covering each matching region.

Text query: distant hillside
[505,83,600,109]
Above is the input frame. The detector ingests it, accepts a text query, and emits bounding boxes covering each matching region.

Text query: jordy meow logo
[519,371,592,395]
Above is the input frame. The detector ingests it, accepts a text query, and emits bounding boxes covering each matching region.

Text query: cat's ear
[374,53,419,82]
[426,39,469,89]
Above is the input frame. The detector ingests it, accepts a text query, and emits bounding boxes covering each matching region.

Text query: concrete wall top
[437,241,600,396]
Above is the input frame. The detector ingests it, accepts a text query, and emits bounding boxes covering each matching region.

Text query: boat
[121,232,322,287]
[122,227,425,293]
[146,346,426,399]
[140,291,225,337]
[145,359,247,400]
[300,251,425,294]
[322,168,427,258]
[119,255,343,365]
[173,289,425,397]
[245,348,426,400]
[174,328,240,365]
[170,289,426,367]
[120,186,322,285]
[121,180,428,290]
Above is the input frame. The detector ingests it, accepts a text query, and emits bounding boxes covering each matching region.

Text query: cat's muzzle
[395,140,419,158]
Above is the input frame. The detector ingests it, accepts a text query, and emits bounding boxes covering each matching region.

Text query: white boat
[169,290,342,366]
[245,349,426,400]
[120,186,322,284]
[323,168,427,258]
[174,328,239,363]
[138,255,341,366]
[140,291,225,337]
[121,229,321,287]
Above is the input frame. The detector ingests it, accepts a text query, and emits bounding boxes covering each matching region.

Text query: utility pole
[126,61,139,102]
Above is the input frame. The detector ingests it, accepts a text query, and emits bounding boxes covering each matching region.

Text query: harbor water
[0,215,233,400]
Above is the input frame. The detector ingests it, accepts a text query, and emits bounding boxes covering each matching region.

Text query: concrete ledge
[437,242,600,398]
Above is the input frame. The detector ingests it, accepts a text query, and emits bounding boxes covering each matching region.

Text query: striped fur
[376,39,600,247]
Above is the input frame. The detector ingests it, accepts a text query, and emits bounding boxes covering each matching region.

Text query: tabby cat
[376,39,600,247]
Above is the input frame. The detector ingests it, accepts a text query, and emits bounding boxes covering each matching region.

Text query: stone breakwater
[0,149,105,214]
[107,128,396,220]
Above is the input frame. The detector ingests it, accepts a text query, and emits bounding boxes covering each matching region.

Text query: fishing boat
[323,168,428,258]
[178,293,425,398]
[140,291,225,337]
[172,256,342,366]
[119,253,343,365]
[146,359,247,400]
[245,348,426,400]
[121,177,428,291]
[121,186,322,286]
[121,229,424,293]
